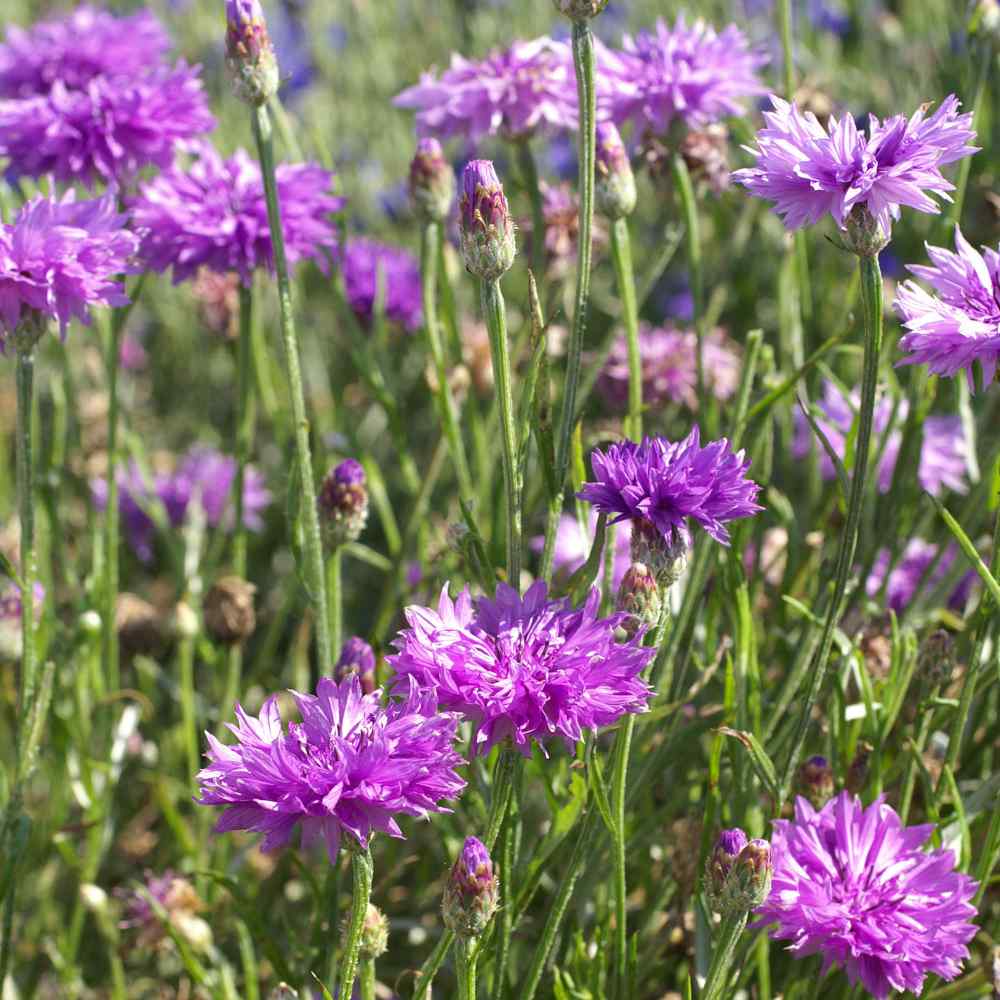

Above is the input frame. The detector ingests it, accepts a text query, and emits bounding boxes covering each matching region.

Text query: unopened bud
[225,0,280,106]
[844,205,889,258]
[203,576,257,646]
[459,160,516,282]
[116,592,166,659]
[616,562,662,637]
[442,837,499,939]
[359,903,389,960]
[335,636,377,695]
[798,755,835,809]
[630,522,689,589]
[553,0,608,19]
[917,628,955,689]
[705,829,773,916]
[409,138,455,223]
[846,740,874,796]
[595,122,637,219]
[319,459,369,547]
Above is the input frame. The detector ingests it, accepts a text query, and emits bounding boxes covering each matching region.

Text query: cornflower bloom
[0,192,138,348]
[130,143,342,287]
[393,38,577,140]
[867,540,976,613]
[757,793,978,998]
[895,226,1000,388]
[388,581,654,756]
[733,95,977,240]
[197,676,465,861]
[793,380,968,497]
[600,16,767,135]
[340,238,422,332]
[0,7,213,187]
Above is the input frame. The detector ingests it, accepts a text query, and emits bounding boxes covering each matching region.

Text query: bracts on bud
[225,0,280,106]
[318,458,369,548]
[917,628,956,689]
[630,520,690,589]
[705,828,773,917]
[459,160,516,282]
[552,0,609,19]
[409,138,455,223]
[616,562,662,638]
[595,122,637,220]
[442,837,499,940]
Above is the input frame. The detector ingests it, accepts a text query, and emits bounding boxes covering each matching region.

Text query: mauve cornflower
[895,226,1000,388]
[530,512,631,592]
[598,322,741,413]
[196,676,466,861]
[757,792,978,998]
[388,581,654,756]
[341,238,422,332]
[733,95,977,238]
[578,429,763,550]
[92,448,271,563]
[601,16,767,135]
[0,192,138,348]
[131,143,342,287]
[868,539,976,613]
[793,380,968,497]
[0,7,214,188]
[393,38,576,140]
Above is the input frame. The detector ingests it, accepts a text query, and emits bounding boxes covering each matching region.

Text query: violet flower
[757,793,978,998]
[197,676,466,861]
[867,539,976,613]
[895,226,1000,389]
[733,95,977,237]
[0,192,138,346]
[793,379,968,497]
[393,38,577,140]
[341,238,422,332]
[388,581,654,757]
[131,143,342,287]
[601,16,767,135]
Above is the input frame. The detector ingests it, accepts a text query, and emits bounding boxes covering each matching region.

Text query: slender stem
[338,847,374,1000]
[780,253,883,798]
[179,634,199,784]
[421,221,472,499]
[552,19,596,496]
[250,104,331,670]
[359,957,376,1000]
[413,930,452,1000]
[492,814,515,1000]
[899,691,937,824]
[103,322,122,695]
[517,139,546,282]
[328,547,343,659]
[611,718,636,997]
[481,280,521,584]
[610,217,642,441]
[456,939,478,1000]
[701,913,748,1000]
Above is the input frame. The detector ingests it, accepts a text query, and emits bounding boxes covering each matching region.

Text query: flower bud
[459,160,516,282]
[203,576,257,646]
[359,903,389,960]
[116,592,166,659]
[846,740,874,796]
[616,562,662,637]
[705,829,773,916]
[735,839,773,908]
[797,755,835,809]
[442,837,499,939]
[917,628,955,689]
[552,0,608,19]
[844,205,889,258]
[225,0,280,106]
[409,138,455,223]
[630,521,689,589]
[596,123,637,219]
[318,459,369,547]
[335,636,377,695]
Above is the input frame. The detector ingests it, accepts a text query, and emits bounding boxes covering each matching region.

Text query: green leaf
[0,550,23,590]
[564,513,607,605]
[587,752,616,838]
[716,726,780,801]
[797,393,849,500]
[927,492,1000,608]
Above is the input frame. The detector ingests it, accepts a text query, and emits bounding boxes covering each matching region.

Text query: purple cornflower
[388,581,654,757]
[733,95,977,237]
[91,448,271,563]
[0,193,138,347]
[601,16,767,135]
[335,636,377,694]
[529,512,631,592]
[578,429,763,549]
[793,380,968,497]
[0,8,213,188]
[757,792,978,998]
[868,540,976,613]
[197,676,466,861]
[131,143,342,287]
[393,38,576,140]
[895,226,1000,389]
[341,238,422,332]
[598,322,741,413]
[443,837,499,939]
[225,0,279,106]
[0,6,169,97]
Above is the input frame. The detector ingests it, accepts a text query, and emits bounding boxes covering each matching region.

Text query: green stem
[481,280,521,584]
[359,957,376,1000]
[777,0,795,97]
[421,221,472,500]
[899,691,937,823]
[701,914,749,1000]
[610,217,642,440]
[949,41,992,230]
[492,814,515,1000]
[611,718,636,997]
[517,139,546,282]
[250,103,331,670]
[338,848,374,1000]
[328,546,343,659]
[456,939,478,1000]
[103,322,122,695]
[179,634,199,784]
[780,253,883,799]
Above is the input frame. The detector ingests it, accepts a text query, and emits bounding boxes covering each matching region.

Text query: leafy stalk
[338,848,374,1000]
[610,217,642,440]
